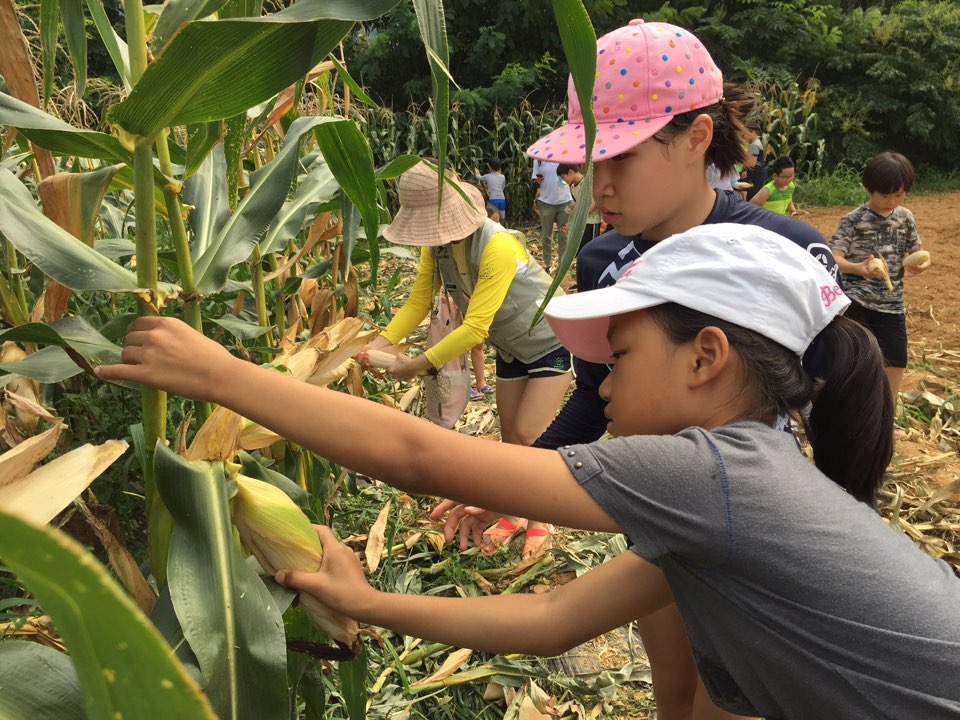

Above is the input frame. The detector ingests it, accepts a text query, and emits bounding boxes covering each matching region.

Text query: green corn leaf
[375,153,420,180]
[39,0,59,107]
[0,509,218,720]
[0,169,180,298]
[58,0,87,96]
[183,142,230,259]
[209,314,271,340]
[532,0,597,327]
[329,55,377,108]
[0,345,84,383]
[151,0,233,53]
[0,92,130,163]
[185,121,222,179]
[108,0,404,140]
[339,642,368,720]
[0,316,123,383]
[0,641,85,720]
[192,117,331,294]
[259,156,339,254]
[155,446,290,720]
[218,0,263,19]
[313,119,378,276]
[411,0,450,206]
[85,0,131,90]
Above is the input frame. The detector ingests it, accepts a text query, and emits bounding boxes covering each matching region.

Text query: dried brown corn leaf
[365,500,392,573]
[409,648,473,688]
[185,406,243,461]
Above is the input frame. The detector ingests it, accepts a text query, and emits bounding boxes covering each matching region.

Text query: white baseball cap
[545,223,848,363]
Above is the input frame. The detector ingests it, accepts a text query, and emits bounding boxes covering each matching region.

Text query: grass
[795,165,960,208]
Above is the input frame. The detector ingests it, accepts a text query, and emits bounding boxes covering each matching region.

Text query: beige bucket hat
[383,162,487,246]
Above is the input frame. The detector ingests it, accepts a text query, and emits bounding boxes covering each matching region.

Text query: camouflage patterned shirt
[829,204,921,314]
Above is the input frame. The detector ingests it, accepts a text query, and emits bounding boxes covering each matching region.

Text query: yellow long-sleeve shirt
[381,232,528,366]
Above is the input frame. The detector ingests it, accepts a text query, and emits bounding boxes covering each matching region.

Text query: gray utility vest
[432,219,564,364]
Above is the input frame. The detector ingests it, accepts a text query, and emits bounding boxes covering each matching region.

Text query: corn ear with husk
[903,249,930,268]
[1,342,42,433]
[232,474,360,650]
[866,256,893,292]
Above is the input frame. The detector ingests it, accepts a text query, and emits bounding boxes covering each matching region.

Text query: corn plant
[748,78,827,179]
[0,0,600,717]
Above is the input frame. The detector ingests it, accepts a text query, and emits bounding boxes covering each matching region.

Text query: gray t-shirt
[829,204,921,314]
[562,421,960,719]
[476,171,506,200]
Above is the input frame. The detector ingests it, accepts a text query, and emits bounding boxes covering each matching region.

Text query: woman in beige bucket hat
[359,161,572,558]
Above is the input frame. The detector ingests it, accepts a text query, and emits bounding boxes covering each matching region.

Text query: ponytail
[649,305,892,504]
[652,82,756,177]
[803,315,894,504]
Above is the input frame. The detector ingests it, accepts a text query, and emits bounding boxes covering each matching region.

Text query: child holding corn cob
[96,223,960,720]
[434,20,841,719]
[829,151,931,401]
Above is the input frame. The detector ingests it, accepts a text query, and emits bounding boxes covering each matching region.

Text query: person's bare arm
[749,187,770,207]
[96,317,619,533]
[278,526,670,656]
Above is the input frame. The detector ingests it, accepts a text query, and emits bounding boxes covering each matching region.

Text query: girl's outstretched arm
[277,526,670,656]
[96,317,619,533]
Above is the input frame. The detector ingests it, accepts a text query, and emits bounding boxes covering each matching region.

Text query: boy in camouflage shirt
[829,152,931,400]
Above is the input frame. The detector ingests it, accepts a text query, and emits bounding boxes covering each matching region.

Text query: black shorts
[496,346,572,380]
[845,301,907,368]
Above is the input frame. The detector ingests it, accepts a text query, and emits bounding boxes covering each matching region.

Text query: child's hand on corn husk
[96,316,239,402]
[859,256,886,280]
[430,499,500,550]
[903,249,931,275]
[275,525,376,619]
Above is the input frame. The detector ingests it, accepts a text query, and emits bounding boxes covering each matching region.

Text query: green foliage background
[343,0,960,172]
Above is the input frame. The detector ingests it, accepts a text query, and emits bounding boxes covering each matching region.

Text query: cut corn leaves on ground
[232,473,361,652]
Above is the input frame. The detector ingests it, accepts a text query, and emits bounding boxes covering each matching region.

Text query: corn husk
[866,256,893,292]
[232,475,360,649]
[903,249,931,268]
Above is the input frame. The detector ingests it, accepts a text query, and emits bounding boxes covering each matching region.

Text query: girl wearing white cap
[434,20,841,718]
[97,224,960,720]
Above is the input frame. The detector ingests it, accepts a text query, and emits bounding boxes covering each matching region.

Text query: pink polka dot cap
[527,20,723,163]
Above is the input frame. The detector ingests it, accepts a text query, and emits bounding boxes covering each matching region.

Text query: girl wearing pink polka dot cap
[528,19,724,163]
[516,18,842,720]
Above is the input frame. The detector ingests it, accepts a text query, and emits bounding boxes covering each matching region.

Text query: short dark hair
[771,156,795,175]
[485,203,500,218]
[862,151,915,194]
[488,157,502,170]
[556,163,580,177]
[746,122,761,133]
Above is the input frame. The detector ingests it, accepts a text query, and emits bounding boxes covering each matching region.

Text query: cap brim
[545,286,666,363]
[527,115,673,163]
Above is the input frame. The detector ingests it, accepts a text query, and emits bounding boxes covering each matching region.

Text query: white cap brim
[545,286,667,363]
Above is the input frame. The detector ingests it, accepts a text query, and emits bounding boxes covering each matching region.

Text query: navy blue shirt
[534,190,839,450]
